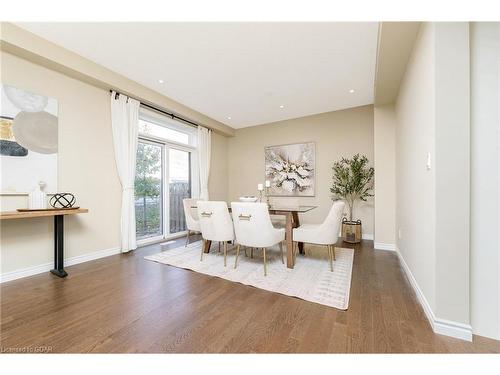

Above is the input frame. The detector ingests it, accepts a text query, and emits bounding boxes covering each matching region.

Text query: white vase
[28,183,47,209]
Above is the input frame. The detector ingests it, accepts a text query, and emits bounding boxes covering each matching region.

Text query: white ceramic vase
[28,182,47,209]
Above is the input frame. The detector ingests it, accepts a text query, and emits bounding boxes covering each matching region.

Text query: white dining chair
[197,201,235,266]
[182,198,200,247]
[231,202,285,276]
[292,201,345,271]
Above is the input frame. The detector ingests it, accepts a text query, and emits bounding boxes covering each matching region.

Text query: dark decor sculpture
[50,193,76,208]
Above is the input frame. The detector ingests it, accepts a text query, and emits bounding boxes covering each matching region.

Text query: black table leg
[50,214,68,278]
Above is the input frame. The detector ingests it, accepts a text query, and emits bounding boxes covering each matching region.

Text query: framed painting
[265,142,315,197]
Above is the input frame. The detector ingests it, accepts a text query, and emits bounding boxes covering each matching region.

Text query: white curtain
[197,126,212,200]
[110,91,140,253]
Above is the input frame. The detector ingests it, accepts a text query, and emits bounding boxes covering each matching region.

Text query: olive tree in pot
[330,154,374,243]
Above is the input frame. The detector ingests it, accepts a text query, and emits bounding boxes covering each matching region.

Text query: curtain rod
[110,90,199,129]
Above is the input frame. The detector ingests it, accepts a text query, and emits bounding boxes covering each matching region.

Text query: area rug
[144,241,354,310]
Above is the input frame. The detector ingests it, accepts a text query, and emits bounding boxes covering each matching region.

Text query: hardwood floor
[1,237,499,353]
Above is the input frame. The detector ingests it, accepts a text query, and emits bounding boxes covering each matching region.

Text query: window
[135,107,198,243]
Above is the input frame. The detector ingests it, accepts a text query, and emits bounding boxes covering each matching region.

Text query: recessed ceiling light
[227,116,232,120]
[349,89,355,93]
[158,79,165,84]
[279,105,285,109]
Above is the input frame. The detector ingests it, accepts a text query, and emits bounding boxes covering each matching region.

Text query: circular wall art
[50,193,76,208]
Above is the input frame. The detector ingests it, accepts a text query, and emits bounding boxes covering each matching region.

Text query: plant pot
[342,218,362,243]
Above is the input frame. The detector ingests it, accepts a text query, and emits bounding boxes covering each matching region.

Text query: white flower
[297,166,309,177]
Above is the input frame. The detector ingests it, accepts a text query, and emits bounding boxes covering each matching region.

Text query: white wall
[395,22,437,312]
[395,22,471,338]
[373,104,396,248]
[434,22,470,325]
[470,22,500,340]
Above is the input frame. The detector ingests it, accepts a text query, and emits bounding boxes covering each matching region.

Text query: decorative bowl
[239,196,258,202]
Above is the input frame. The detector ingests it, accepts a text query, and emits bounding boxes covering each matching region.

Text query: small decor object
[239,196,258,202]
[265,180,271,208]
[331,154,374,244]
[50,193,76,209]
[1,84,59,195]
[257,183,264,202]
[28,182,47,209]
[265,142,315,196]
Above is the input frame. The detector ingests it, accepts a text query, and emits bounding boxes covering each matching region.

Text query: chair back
[197,201,234,242]
[318,201,346,243]
[182,198,199,231]
[231,202,278,248]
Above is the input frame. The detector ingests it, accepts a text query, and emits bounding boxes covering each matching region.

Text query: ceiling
[16,22,379,129]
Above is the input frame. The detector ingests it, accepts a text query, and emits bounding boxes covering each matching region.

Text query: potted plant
[330,154,374,243]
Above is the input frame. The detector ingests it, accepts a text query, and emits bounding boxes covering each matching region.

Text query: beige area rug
[145,241,354,310]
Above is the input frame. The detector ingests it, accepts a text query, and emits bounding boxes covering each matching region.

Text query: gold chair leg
[251,247,254,259]
[263,248,267,276]
[279,241,284,264]
[218,241,221,254]
[200,240,205,261]
[234,244,241,269]
[333,246,336,261]
[328,245,333,272]
[185,230,190,247]
[244,246,248,257]
[224,241,228,267]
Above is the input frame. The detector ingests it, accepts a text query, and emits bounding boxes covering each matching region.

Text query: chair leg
[279,241,284,264]
[218,241,221,254]
[263,248,267,276]
[185,230,190,247]
[244,246,248,257]
[234,244,241,269]
[328,245,333,272]
[251,247,254,259]
[224,241,228,267]
[333,246,336,261]
[200,240,205,261]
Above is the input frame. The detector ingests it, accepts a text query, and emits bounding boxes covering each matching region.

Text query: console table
[0,208,89,278]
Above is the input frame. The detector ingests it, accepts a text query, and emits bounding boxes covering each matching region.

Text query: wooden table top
[0,208,89,220]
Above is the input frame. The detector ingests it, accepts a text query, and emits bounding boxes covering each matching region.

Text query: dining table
[198,204,317,269]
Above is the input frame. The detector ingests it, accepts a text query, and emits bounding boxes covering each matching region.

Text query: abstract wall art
[0,84,58,194]
[264,142,315,196]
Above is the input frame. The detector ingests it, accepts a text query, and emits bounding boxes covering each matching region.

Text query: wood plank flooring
[1,237,499,353]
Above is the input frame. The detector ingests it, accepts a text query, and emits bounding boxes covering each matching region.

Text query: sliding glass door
[135,141,163,239]
[168,148,191,234]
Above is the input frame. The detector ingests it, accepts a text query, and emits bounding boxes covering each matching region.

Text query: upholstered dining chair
[231,202,285,276]
[292,201,345,271]
[197,201,235,266]
[182,198,200,246]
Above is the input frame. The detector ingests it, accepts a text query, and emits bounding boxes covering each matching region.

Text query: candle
[265,180,271,188]
[257,183,264,191]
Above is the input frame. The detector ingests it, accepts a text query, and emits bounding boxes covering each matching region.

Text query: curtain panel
[197,126,212,200]
[110,91,140,252]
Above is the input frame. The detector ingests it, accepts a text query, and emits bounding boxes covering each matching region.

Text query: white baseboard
[396,247,473,342]
[374,242,396,251]
[0,246,121,284]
